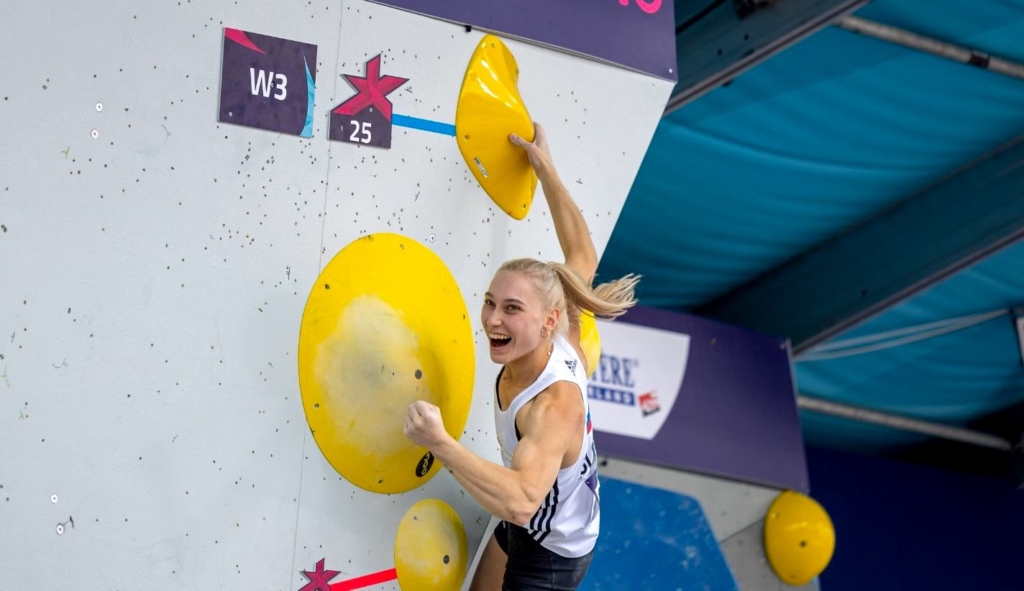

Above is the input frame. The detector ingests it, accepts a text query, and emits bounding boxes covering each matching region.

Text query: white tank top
[493,334,600,558]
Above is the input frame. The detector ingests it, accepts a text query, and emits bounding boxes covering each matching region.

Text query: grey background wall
[0,0,674,588]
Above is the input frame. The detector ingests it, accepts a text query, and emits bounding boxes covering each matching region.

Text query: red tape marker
[331,568,398,590]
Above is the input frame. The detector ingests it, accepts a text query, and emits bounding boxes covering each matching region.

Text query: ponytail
[498,258,639,335]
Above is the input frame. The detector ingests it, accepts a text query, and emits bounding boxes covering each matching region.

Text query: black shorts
[494,521,594,591]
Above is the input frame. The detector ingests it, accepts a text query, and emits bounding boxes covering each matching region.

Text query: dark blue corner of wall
[806,445,1024,591]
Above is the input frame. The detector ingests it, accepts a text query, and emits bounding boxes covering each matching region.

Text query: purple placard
[592,306,809,492]
[219,29,317,138]
[369,0,677,81]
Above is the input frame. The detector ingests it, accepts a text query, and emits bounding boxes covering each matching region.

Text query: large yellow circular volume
[764,490,836,586]
[298,234,475,494]
[394,499,469,591]
[455,34,536,220]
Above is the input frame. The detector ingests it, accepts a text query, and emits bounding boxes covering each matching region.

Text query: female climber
[404,122,639,590]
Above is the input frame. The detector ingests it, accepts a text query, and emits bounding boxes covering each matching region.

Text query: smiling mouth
[489,333,511,349]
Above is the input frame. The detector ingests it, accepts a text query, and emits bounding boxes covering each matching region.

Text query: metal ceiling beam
[697,134,1024,353]
[797,395,1014,451]
[666,0,868,115]
[835,16,1024,81]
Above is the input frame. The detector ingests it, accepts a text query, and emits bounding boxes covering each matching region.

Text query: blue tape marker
[301,56,315,138]
[393,114,456,136]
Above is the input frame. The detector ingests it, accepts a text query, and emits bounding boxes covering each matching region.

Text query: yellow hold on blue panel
[764,490,836,586]
[456,34,536,220]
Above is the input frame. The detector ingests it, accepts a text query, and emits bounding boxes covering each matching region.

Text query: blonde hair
[498,258,640,335]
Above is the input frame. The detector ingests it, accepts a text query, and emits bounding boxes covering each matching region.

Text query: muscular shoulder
[519,381,584,436]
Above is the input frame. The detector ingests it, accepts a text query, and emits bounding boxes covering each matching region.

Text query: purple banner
[218,29,317,137]
[591,306,808,492]
[369,0,677,81]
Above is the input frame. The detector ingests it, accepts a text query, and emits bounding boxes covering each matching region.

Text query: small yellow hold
[763,490,835,586]
[394,499,468,591]
[578,310,601,378]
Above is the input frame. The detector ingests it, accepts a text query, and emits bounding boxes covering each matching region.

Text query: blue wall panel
[582,477,737,591]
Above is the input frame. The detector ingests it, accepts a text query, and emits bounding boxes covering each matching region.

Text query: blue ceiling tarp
[599,0,1024,452]
[798,240,1024,449]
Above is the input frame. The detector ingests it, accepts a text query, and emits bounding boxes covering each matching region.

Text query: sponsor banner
[588,320,689,440]
[368,0,677,81]
[592,306,808,492]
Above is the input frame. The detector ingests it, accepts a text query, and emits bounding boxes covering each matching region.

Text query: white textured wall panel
[0,0,672,588]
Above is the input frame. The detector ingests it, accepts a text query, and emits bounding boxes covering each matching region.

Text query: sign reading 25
[329,55,408,149]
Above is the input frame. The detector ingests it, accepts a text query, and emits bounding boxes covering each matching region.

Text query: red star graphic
[298,558,340,591]
[334,54,407,121]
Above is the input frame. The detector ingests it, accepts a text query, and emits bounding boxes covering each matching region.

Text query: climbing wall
[0,0,673,588]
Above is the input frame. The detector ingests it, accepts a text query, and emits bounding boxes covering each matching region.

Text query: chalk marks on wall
[216,27,544,230]
[55,515,74,536]
[298,499,468,591]
[298,233,474,494]
[330,55,408,149]
[219,28,318,137]
[214,24,539,215]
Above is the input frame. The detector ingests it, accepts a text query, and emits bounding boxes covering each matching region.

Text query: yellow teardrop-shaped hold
[394,499,469,591]
[578,310,601,378]
[456,34,537,220]
[298,234,475,494]
[763,490,836,586]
